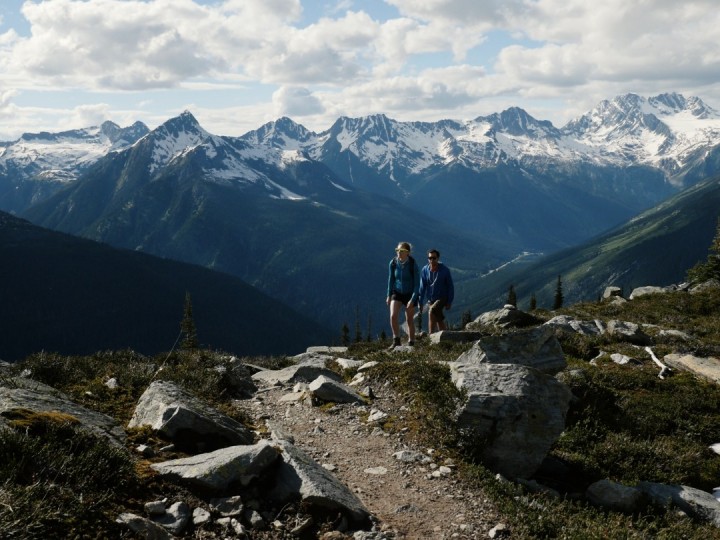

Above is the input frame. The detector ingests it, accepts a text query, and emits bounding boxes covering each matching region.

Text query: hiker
[419,248,454,334]
[386,241,420,348]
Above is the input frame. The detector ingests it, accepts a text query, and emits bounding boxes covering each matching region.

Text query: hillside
[0,212,334,361]
[1,281,719,538]
[454,174,720,317]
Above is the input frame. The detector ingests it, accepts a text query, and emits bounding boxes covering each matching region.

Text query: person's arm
[387,260,394,300]
[411,260,421,304]
[418,266,426,308]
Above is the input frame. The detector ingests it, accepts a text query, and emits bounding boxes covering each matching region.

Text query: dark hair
[427,249,440,258]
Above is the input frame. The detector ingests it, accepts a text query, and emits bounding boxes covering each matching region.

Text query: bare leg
[389,300,403,338]
[405,303,416,342]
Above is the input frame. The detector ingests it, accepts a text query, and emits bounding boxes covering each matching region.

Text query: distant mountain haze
[4,91,720,331]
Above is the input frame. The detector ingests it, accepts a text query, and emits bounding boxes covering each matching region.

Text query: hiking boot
[408,340,415,347]
[388,337,401,349]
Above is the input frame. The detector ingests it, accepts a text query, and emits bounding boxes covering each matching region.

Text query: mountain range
[3,91,720,346]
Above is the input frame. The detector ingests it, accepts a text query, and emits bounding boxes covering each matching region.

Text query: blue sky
[1,0,720,140]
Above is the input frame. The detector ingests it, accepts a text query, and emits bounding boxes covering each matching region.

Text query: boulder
[127,380,253,453]
[252,362,342,387]
[606,320,652,346]
[468,305,542,329]
[663,353,720,384]
[151,440,280,494]
[428,330,484,344]
[448,361,572,479]
[455,325,566,375]
[0,377,126,447]
[586,479,645,512]
[308,375,364,404]
[629,285,676,299]
[638,482,720,527]
[602,286,624,300]
[544,315,604,336]
[269,440,371,527]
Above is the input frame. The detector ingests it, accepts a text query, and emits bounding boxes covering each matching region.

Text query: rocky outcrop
[127,380,253,453]
[0,376,126,446]
[455,325,567,375]
[467,304,542,329]
[448,361,573,479]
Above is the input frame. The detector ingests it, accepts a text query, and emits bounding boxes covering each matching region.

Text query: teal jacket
[387,256,420,303]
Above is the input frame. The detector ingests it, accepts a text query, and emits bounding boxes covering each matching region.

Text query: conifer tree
[687,217,720,283]
[507,285,517,307]
[529,292,537,311]
[354,305,362,343]
[341,323,350,345]
[461,309,472,328]
[180,292,198,350]
[553,275,564,310]
[366,314,373,342]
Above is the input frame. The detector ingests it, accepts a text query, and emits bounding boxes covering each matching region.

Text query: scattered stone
[586,479,645,513]
[116,513,173,540]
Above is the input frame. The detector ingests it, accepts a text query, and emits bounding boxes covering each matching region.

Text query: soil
[243,378,506,539]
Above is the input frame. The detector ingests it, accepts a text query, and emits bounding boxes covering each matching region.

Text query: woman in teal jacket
[386,241,420,348]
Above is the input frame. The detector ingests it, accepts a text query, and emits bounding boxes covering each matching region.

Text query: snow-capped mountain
[243,92,720,191]
[0,120,148,212]
[6,92,720,251]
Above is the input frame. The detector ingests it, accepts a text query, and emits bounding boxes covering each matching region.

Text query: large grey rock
[306,346,349,355]
[606,320,652,345]
[213,360,257,399]
[128,380,253,453]
[663,353,720,384]
[602,286,623,300]
[544,315,604,336]
[468,305,542,329]
[629,285,676,299]
[0,377,126,447]
[586,479,645,512]
[151,440,280,494]
[252,362,342,386]
[455,325,566,375]
[428,330,484,344]
[308,375,364,404]
[448,362,572,479]
[638,482,720,527]
[116,513,173,540]
[270,440,371,526]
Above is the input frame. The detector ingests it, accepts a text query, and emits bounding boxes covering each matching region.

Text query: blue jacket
[387,256,420,303]
[419,263,454,305]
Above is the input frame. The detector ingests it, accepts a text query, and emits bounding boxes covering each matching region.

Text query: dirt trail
[245,383,504,539]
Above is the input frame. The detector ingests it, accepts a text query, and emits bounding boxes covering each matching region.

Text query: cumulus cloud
[272,86,325,117]
[1,0,720,136]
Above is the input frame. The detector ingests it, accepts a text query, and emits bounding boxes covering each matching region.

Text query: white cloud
[272,86,325,117]
[1,0,720,138]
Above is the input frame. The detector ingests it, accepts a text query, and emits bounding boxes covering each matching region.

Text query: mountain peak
[483,107,559,137]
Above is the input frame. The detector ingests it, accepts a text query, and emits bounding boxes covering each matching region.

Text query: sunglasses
[428,256,438,260]
[395,248,409,252]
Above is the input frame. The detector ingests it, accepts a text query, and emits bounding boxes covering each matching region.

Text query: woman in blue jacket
[386,241,420,348]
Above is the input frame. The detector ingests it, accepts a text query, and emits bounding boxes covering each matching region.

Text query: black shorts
[391,291,416,306]
[429,298,447,321]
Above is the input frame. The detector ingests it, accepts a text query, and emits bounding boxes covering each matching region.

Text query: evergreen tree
[461,309,472,328]
[687,217,720,283]
[529,292,537,311]
[366,314,373,342]
[507,284,517,307]
[553,275,564,310]
[380,329,387,341]
[180,292,198,350]
[354,305,362,343]
[341,323,350,346]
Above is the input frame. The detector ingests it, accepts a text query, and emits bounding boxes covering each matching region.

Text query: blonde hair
[396,241,412,252]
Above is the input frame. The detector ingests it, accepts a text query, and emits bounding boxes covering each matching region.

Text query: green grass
[2,288,720,537]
